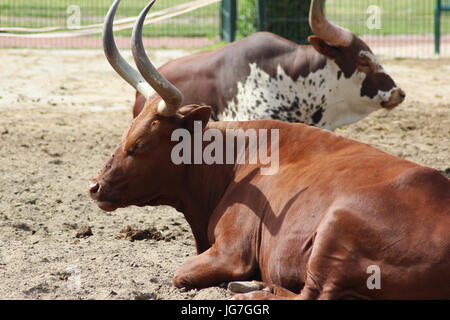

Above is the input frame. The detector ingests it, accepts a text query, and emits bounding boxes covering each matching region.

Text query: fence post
[435,0,441,54]
[221,0,237,42]
[257,0,266,31]
[256,0,312,44]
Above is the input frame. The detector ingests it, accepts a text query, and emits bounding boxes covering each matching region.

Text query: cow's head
[307,0,405,110]
[90,0,211,211]
[89,101,211,212]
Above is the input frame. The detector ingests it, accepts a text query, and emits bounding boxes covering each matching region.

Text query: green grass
[0,0,448,38]
[0,0,221,38]
[234,0,449,37]
[325,0,450,35]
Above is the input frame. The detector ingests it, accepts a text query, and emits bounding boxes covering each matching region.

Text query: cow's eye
[357,58,373,72]
[125,144,144,156]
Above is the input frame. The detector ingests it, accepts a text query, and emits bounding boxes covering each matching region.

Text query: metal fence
[235,0,450,57]
[0,0,449,57]
[324,0,450,57]
[0,0,222,48]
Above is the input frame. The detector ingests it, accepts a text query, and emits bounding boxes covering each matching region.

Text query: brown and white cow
[90,1,450,300]
[104,0,405,130]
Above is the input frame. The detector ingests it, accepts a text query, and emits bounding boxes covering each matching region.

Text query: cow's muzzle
[89,182,100,195]
[89,181,119,212]
[382,88,406,110]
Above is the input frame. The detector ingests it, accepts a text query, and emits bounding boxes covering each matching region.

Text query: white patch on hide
[378,87,398,102]
[219,59,395,131]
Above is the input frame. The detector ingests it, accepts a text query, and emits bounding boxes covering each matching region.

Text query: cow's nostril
[90,182,100,194]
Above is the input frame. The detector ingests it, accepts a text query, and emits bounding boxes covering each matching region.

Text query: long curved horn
[132,0,184,116]
[103,0,153,99]
[309,0,353,47]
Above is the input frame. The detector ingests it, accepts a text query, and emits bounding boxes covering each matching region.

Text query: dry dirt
[0,48,448,300]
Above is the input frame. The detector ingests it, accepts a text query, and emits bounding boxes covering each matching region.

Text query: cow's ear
[308,36,341,60]
[181,106,212,133]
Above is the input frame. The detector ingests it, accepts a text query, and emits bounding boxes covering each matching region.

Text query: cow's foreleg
[172,243,257,289]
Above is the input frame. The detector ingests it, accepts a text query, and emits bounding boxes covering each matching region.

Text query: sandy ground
[0,48,448,300]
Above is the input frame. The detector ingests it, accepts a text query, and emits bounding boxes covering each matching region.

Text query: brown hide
[90,102,450,300]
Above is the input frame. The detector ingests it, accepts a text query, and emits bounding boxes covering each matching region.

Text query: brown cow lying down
[90,1,450,300]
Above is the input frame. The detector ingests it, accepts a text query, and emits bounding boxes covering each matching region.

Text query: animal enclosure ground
[0,49,448,299]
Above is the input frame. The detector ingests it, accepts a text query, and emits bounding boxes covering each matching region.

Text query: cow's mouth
[96,200,121,212]
[94,194,162,212]
[381,88,406,110]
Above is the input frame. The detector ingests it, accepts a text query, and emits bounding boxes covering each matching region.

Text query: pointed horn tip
[103,0,153,100]
[133,0,157,37]
[144,0,157,13]
[131,0,184,116]
[308,0,353,47]
[109,0,121,14]
[104,0,121,34]
[309,0,326,25]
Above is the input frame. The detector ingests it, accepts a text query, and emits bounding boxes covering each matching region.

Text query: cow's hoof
[228,281,268,293]
[172,273,193,290]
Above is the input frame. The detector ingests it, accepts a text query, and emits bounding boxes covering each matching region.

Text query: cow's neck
[318,59,376,129]
[176,121,274,254]
[178,139,236,254]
